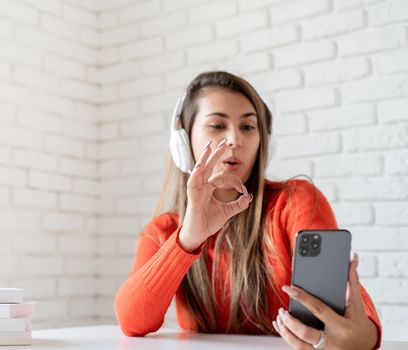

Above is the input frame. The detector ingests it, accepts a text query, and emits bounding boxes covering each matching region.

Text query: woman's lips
[223,156,242,164]
[221,156,242,172]
[223,162,240,171]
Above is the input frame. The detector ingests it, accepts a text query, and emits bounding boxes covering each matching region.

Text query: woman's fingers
[349,254,364,307]
[203,138,228,174]
[282,285,341,326]
[188,140,214,188]
[277,307,322,346]
[190,139,228,186]
[192,140,213,173]
[222,192,253,218]
[207,171,247,194]
[345,253,366,317]
[207,171,252,218]
[274,316,313,350]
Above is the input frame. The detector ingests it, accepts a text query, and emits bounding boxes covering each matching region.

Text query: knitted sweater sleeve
[281,179,382,349]
[114,214,203,337]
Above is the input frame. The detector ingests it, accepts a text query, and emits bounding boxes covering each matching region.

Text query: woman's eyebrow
[205,112,257,119]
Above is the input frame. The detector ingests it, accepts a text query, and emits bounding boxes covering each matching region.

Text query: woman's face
[190,87,260,186]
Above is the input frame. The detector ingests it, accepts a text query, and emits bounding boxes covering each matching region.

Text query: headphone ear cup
[170,128,195,174]
[169,94,195,174]
[178,128,195,173]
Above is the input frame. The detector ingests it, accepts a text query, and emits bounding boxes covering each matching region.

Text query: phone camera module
[299,233,321,257]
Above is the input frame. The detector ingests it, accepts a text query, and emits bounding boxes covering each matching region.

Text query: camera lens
[313,234,320,241]
[312,242,319,249]
[299,247,308,256]
[301,235,309,244]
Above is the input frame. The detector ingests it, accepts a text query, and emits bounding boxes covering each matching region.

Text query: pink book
[0,301,36,318]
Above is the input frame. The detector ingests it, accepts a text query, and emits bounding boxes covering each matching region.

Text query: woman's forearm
[115,228,202,336]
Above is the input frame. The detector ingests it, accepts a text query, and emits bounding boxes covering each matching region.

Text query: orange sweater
[115,179,382,347]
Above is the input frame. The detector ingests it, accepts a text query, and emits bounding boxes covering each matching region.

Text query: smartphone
[289,229,352,330]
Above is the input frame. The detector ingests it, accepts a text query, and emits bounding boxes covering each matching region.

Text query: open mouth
[223,161,241,171]
[222,156,241,170]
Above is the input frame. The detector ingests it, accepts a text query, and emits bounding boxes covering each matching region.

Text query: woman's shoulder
[263,176,324,211]
[264,176,338,236]
[141,211,180,244]
[264,177,318,197]
[146,211,179,231]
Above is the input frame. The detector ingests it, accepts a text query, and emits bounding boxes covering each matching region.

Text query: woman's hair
[150,71,313,334]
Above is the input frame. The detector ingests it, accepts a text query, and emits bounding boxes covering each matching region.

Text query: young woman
[115,71,381,349]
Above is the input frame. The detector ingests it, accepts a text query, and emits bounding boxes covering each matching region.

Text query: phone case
[289,229,351,330]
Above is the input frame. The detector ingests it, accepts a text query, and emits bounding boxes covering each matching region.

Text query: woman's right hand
[178,138,254,252]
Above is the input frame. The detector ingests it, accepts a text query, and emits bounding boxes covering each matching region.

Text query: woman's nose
[226,131,241,148]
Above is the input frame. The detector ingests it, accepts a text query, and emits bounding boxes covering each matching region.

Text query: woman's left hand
[273,253,378,350]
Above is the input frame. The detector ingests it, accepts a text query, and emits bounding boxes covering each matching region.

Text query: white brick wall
[0,0,99,330]
[0,0,407,331]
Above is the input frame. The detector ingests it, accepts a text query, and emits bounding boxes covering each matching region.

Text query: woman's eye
[209,124,224,129]
[208,125,256,131]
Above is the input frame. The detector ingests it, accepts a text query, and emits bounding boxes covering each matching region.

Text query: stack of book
[0,288,36,346]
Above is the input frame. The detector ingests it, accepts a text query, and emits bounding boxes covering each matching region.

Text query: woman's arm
[114,224,202,337]
[115,139,253,337]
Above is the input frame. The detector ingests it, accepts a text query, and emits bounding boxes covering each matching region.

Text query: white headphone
[169,94,274,174]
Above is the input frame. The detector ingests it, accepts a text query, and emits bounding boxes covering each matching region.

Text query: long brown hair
[151,71,315,334]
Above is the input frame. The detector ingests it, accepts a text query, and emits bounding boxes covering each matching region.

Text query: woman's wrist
[178,227,203,253]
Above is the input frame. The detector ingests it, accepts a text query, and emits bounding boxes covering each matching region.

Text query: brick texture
[0,0,407,331]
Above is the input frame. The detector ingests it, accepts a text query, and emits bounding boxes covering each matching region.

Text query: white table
[1,324,406,349]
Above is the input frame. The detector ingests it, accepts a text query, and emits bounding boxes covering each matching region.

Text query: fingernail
[282,285,299,297]
[203,140,212,150]
[242,185,248,196]
[354,252,359,267]
[248,194,253,201]
[277,315,283,327]
[217,138,227,148]
[278,308,285,320]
